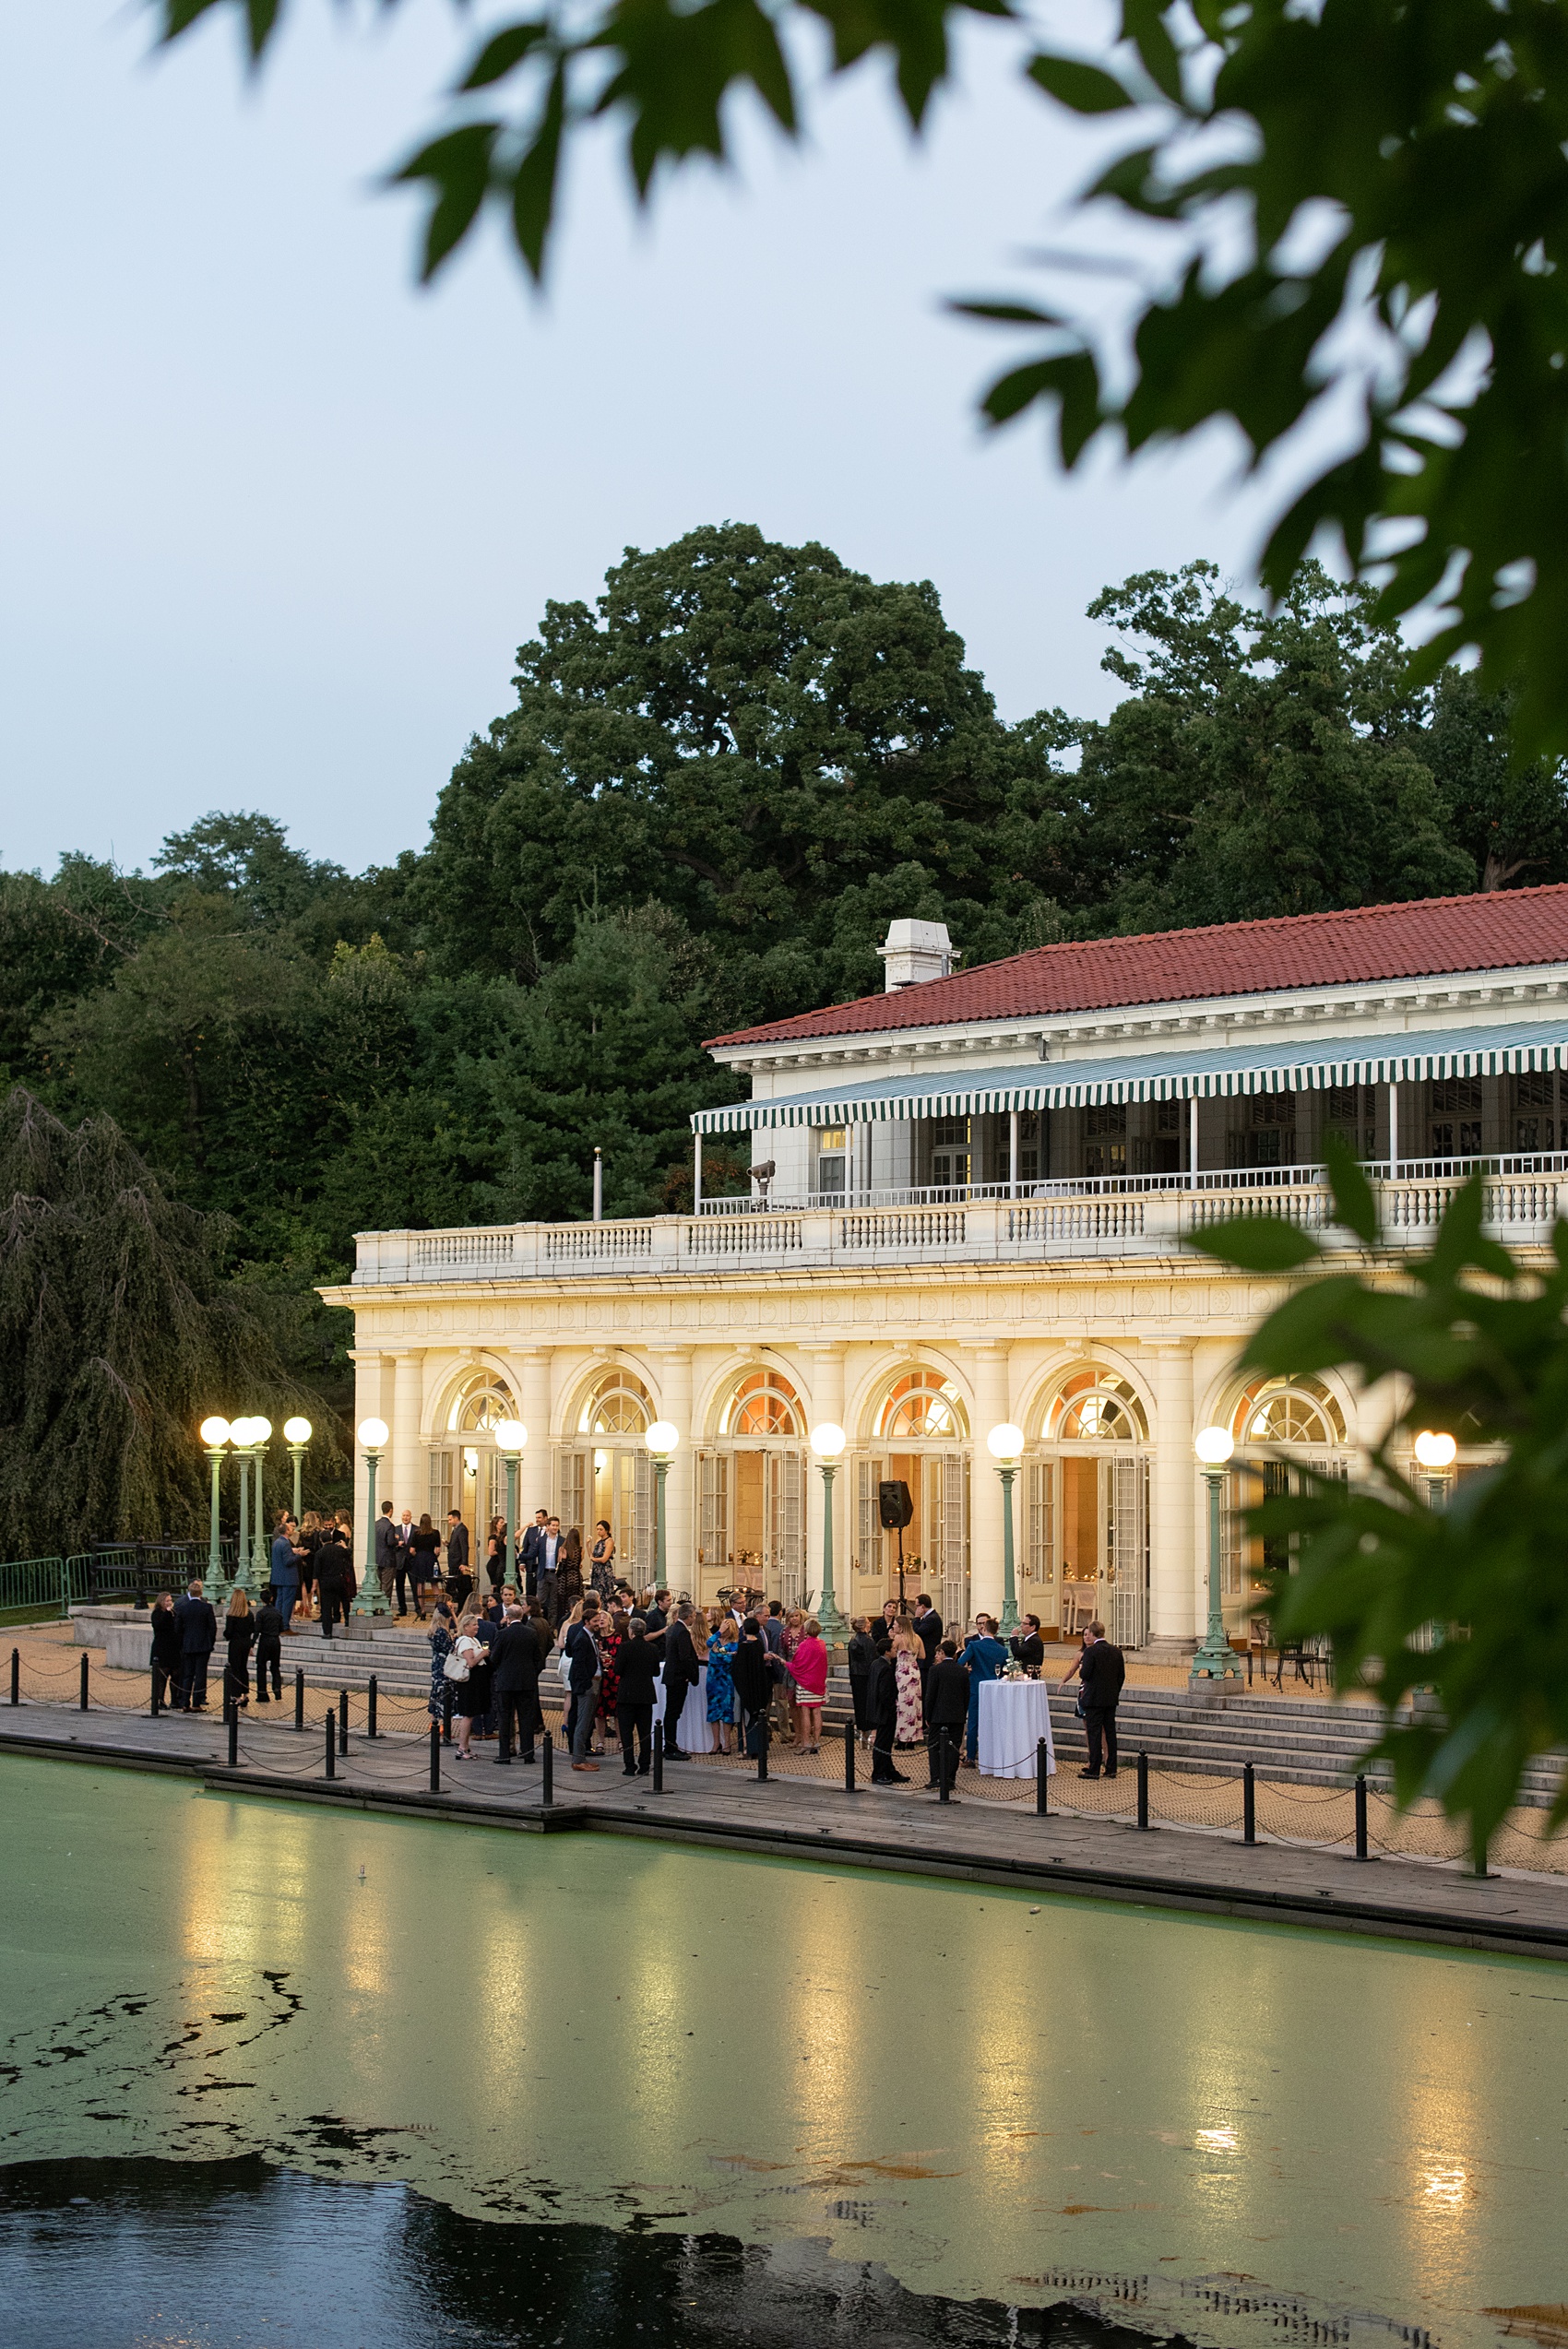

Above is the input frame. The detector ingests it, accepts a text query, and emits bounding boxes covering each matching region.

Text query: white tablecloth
[978,1679,1055,1778]
[656,1663,711,1750]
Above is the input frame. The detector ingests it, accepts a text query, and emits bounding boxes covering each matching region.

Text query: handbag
[443,1643,472,1683]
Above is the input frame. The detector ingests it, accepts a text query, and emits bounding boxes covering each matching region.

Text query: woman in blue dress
[961,1613,1008,1763]
[706,1614,740,1754]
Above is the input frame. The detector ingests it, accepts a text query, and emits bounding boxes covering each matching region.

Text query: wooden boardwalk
[5,1702,1568,1963]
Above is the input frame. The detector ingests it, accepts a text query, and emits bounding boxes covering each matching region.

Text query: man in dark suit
[924,1637,969,1796]
[536,1517,564,1625]
[644,1588,669,1635]
[660,1602,700,1760]
[490,1604,541,1764]
[172,1579,218,1711]
[911,1593,943,1697]
[519,1509,549,1600]
[1078,1619,1126,1779]
[1009,1613,1046,1677]
[445,1511,472,1608]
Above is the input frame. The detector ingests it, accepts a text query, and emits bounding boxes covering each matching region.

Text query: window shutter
[1025,1458,1054,1588]
[633,1446,654,1584]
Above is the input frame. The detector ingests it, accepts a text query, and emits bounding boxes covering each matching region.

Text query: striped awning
[691,1019,1568,1134]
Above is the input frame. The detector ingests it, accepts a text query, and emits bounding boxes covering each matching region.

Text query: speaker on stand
[878,1479,914,1610]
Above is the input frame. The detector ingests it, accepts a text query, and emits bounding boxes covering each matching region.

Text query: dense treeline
[5,523,1565,1488]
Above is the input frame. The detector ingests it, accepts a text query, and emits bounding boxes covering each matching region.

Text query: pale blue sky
[0,1,1281,877]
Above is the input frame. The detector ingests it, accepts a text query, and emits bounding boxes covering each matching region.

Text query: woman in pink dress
[781,1618,828,1753]
[891,1624,923,1748]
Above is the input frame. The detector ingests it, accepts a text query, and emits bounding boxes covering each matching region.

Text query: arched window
[576,1371,652,1437]
[720,1370,803,1438]
[1047,1370,1148,1442]
[879,1370,969,1442]
[1231,1376,1346,1447]
[446,1379,517,1436]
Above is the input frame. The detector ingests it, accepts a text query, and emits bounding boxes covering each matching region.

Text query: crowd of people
[143,1499,1128,1785]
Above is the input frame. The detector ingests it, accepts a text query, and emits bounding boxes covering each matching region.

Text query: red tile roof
[706,885,1568,1050]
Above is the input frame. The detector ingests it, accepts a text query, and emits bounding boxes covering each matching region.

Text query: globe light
[493,1418,528,1453]
[283,1416,313,1444]
[1194,1426,1236,1467]
[227,1415,255,1446]
[1413,1430,1457,1470]
[811,1422,847,1461]
[199,1416,232,1448]
[645,1419,680,1457]
[357,1417,389,1451]
[986,1422,1026,1464]
[249,1417,273,1445]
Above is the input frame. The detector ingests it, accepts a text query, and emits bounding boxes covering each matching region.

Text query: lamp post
[1192,1426,1242,1684]
[244,1417,272,1597]
[987,1422,1025,1635]
[199,1418,231,1599]
[354,1418,391,1616]
[810,1423,849,1644]
[645,1420,680,1591]
[1413,1428,1456,1511]
[229,1417,255,1596]
[493,1418,528,1591]
[283,1417,312,1522]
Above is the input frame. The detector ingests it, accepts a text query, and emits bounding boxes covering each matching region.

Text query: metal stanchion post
[367,1675,378,1739]
[338,1690,349,1757]
[228,1708,239,1768]
[429,1723,441,1794]
[1036,1737,1049,1818]
[652,1721,664,1795]
[1243,1761,1256,1845]
[325,1711,336,1779]
[443,1687,453,1746]
[1136,1750,1149,1830]
[10,1648,18,1706]
[843,1719,855,1794]
[1355,1774,1369,1860]
[756,1718,768,1784]
[294,1667,304,1731]
[79,1655,89,1712]
[542,1728,554,1808]
[150,1667,160,1719]
[939,1726,953,1806]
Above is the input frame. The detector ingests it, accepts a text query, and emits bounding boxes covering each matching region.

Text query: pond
[0,1759,1563,2349]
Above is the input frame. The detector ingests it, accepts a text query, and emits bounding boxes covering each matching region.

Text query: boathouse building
[326,885,1568,1655]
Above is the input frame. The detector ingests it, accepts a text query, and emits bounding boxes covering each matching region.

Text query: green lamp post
[353,1418,391,1616]
[230,1416,254,1597]
[244,1417,271,1596]
[987,1421,1025,1635]
[493,1418,527,1591]
[1191,1425,1242,1685]
[1413,1428,1456,1510]
[284,1416,313,1522]
[199,1418,231,1600]
[645,1420,680,1590]
[809,1422,849,1644]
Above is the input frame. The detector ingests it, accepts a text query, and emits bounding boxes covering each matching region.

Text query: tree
[1192,1145,1568,1868]
[0,1089,327,1554]
[157,2,1568,752]
[419,523,1058,1021]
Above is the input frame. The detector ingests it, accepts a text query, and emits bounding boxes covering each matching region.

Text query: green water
[1,1758,1563,2347]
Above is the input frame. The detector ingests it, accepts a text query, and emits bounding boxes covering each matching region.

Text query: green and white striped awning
[692,1020,1568,1134]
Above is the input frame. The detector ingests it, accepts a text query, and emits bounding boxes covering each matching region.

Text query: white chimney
[878,919,954,991]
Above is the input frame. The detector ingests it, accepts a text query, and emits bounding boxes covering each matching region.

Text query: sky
[0,1,1287,880]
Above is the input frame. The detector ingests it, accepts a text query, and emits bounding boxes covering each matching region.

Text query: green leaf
[1027,53,1136,114]
[459,22,551,92]
[392,124,501,283]
[1185,1214,1323,1272]
[508,60,567,282]
[1120,0,1183,103]
[980,349,1103,460]
[1322,1130,1380,1248]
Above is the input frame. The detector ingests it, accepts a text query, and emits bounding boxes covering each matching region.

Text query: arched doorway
[560,1370,655,1587]
[1222,1375,1348,1636]
[1029,1369,1151,1648]
[852,1369,970,1629]
[427,1373,521,1545]
[695,1369,807,1611]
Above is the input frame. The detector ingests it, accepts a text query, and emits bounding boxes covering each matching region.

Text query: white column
[517,1349,552,1520]
[389,1350,423,1521]
[1148,1343,1197,1646]
[1008,1108,1020,1199]
[1388,1082,1399,1175]
[349,1350,389,1539]
[654,1348,694,1588]
[693,1132,703,1210]
[969,1345,1010,1620]
[1189,1095,1200,1177]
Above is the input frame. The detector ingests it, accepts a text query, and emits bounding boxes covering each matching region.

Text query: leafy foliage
[150,1,1568,749]
[0,1090,328,1555]
[1190,1141,1568,1860]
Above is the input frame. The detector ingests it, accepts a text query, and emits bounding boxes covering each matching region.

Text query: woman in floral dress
[892,1624,923,1749]
[595,1608,627,1756]
[427,1597,457,1722]
[706,1615,740,1754]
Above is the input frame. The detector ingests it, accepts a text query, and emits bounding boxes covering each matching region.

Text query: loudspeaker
[878,1479,914,1531]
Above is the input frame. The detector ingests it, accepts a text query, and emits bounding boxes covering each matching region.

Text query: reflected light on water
[1195,2129,1238,2153]
[1423,2169,1467,2206]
